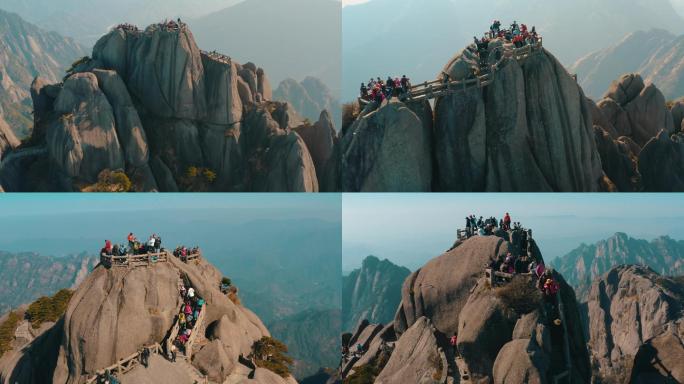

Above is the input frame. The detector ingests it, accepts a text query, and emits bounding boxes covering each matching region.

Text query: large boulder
[50,72,124,182]
[630,330,684,384]
[394,235,515,336]
[292,110,336,179]
[434,49,603,191]
[600,73,675,147]
[593,127,639,191]
[588,265,684,380]
[492,338,548,384]
[0,114,19,159]
[374,317,444,384]
[638,131,684,191]
[341,100,432,192]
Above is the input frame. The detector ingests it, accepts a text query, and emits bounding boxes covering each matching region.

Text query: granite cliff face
[590,73,684,192]
[0,22,333,192]
[341,43,604,192]
[342,256,410,332]
[337,229,591,384]
[551,233,684,301]
[0,254,297,384]
[587,265,684,383]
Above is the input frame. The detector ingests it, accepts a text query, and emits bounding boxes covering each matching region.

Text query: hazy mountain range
[342,255,409,331]
[551,232,684,300]
[0,9,85,138]
[571,28,684,100]
[0,251,97,314]
[342,0,684,100]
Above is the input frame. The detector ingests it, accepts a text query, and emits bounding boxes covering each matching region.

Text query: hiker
[465,217,472,237]
[355,343,364,357]
[477,216,484,228]
[503,213,511,231]
[450,332,459,357]
[127,233,136,249]
[141,346,150,367]
[401,75,410,93]
[147,236,156,253]
[360,83,368,99]
[104,240,113,255]
[169,343,177,362]
[188,287,195,298]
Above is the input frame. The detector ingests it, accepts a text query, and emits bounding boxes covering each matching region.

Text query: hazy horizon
[343,194,684,272]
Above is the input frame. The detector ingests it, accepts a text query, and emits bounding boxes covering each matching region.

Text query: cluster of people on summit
[157,18,185,32]
[464,212,517,237]
[101,233,162,258]
[359,75,412,103]
[172,246,201,262]
[114,23,139,32]
[475,20,540,50]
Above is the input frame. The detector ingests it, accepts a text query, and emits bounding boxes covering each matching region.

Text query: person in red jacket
[450,332,459,357]
[503,213,511,231]
[104,240,113,255]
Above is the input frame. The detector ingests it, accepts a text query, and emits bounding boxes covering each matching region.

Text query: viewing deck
[100,251,201,268]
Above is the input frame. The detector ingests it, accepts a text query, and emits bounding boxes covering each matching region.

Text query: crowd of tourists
[157,18,185,32]
[359,75,412,103]
[471,20,540,69]
[464,212,517,237]
[114,23,139,32]
[172,246,201,262]
[170,281,205,358]
[101,233,162,257]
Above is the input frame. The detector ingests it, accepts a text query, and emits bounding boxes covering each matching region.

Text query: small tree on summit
[249,336,294,378]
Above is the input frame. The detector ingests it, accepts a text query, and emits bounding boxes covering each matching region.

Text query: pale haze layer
[343,194,684,272]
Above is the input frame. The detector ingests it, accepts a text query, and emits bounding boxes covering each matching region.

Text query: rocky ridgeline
[341,39,684,192]
[335,228,591,383]
[587,265,684,383]
[0,22,337,192]
[592,73,684,191]
[0,251,298,384]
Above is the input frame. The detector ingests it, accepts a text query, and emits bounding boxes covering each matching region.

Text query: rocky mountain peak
[0,248,297,384]
[0,20,332,193]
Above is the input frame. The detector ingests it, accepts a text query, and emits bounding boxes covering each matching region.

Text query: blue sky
[343,194,684,272]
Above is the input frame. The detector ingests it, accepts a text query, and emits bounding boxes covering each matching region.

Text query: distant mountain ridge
[571,28,684,100]
[274,77,341,130]
[551,232,684,300]
[0,250,97,315]
[0,9,86,138]
[342,255,410,331]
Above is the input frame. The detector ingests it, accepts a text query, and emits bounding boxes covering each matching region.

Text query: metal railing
[85,343,162,384]
[100,251,201,268]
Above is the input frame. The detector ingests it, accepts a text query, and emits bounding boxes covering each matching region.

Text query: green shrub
[341,102,359,134]
[83,169,132,192]
[494,275,542,314]
[180,166,217,192]
[0,311,21,356]
[250,337,293,378]
[343,353,389,384]
[221,277,232,286]
[26,289,73,329]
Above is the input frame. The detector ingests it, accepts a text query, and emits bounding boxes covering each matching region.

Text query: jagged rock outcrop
[593,127,640,191]
[630,328,684,383]
[638,130,684,191]
[0,113,19,159]
[342,256,410,332]
[0,254,297,384]
[1,22,320,192]
[292,110,337,183]
[587,265,684,383]
[341,100,432,192]
[337,230,591,383]
[551,233,684,300]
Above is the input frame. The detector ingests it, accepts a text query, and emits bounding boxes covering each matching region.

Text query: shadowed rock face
[587,265,684,383]
[435,49,603,192]
[0,113,19,159]
[2,23,323,192]
[0,256,295,384]
[341,100,432,192]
